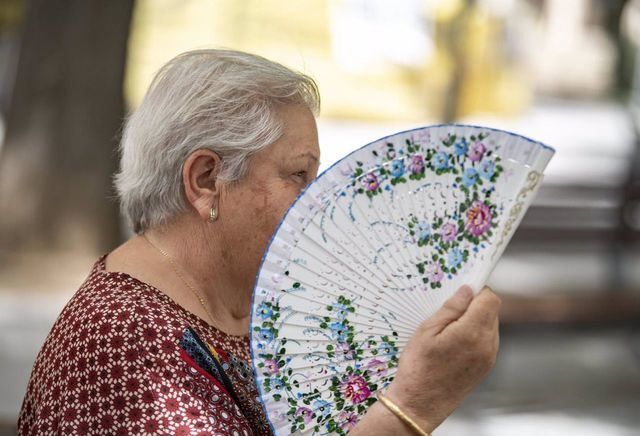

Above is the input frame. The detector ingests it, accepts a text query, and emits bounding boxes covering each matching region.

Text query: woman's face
[217,104,320,289]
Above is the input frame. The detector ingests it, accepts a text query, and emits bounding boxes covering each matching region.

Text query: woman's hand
[351,285,501,434]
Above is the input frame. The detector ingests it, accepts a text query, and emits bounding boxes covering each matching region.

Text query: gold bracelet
[377,393,432,436]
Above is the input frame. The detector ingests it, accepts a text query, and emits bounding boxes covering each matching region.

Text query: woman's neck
[143,220,254,336]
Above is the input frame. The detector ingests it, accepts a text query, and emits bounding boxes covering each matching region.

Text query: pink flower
[413,130,431,144]
[440,222,458,242]
[428,263,444,283]
[367,358,387,377]
[362,173,379,192]
[466,201,492,236]
[295,407,313,424]
[338,411,359,431]
[340,374,371,404]
[469,142,486,162]
[338,343,355,360]
[264,359,279,375]
[407,154,425,174]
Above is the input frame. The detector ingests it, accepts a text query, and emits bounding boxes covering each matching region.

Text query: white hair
[114,49,320,234]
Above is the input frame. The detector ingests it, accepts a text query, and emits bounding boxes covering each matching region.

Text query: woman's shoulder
[26,251,252,385]
[27,253,194,381]
[42,255,183,348]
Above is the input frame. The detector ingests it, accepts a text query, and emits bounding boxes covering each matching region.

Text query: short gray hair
[114,49,320,234]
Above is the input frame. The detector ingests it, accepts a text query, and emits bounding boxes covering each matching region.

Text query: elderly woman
[18,50,500,435]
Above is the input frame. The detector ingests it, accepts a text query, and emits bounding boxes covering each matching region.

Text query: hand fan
[250,124,554,435]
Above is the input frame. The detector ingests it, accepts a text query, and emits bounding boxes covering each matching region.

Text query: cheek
[252,192,279,239]
[220,179,301,268]
[249,184,295,242]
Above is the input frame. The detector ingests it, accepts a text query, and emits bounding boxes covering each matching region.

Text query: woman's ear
[182,149,223,222]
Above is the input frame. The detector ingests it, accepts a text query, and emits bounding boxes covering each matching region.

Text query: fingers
[461,287,502,329]
[426,285,474,335]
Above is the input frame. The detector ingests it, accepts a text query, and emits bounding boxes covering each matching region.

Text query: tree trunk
[0,0,134,257]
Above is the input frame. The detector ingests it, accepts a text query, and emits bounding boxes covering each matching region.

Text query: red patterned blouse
[18,254,273,435]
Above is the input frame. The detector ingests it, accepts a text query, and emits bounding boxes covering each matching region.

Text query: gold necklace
[142,233,216,326]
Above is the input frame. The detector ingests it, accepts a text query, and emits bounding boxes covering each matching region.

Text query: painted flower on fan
[270,377,285,391]
[295,407,313,424]
[331,303,351,320]
[264,359,280,375]
[380,341,397,358]
[366,358,388,376]
[447,248,464,268]
[329,321,348,341]
[414,129,431,144]
[462,167,479,187]
[466,201,493,236]
[469,141,487,162]
[257,328,274,342]
[362,173,379,191]
[440,222,458,242]
[428,263,444,283]
[386,149,396,160]
[408,154,425,174]
[455,138,469,156]
[313,399,332,418]
[417,221,431,243]
[337,342,355,360]
[256,302,273,319]
[340,374,371,404]
[478,159,496,180]
[433,151,450,170]
[390,159,405,177]
[338,411,359,431]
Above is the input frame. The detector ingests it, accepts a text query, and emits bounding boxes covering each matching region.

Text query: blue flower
[329,321,347,340]
[447,248,464,269]
[256,303,273,319]
[433,152,450,170]
[331,303,350,320]
[258,328,274,342]
[330,321,344,330]
[417,221,431,242]
[390,159,405,178]
[271,377,285,391]
[462,168,478,187]
[380,342,397,357]
[313,399,332,417]
[455,138,469,156]
[478,160,496,180]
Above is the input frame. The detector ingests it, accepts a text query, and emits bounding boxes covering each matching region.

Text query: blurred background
[1,0,640,434]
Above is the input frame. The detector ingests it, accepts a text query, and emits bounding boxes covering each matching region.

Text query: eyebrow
[292,152,320,163]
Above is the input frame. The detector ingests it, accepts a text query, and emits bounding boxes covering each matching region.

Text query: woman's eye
[293,171,307,180]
